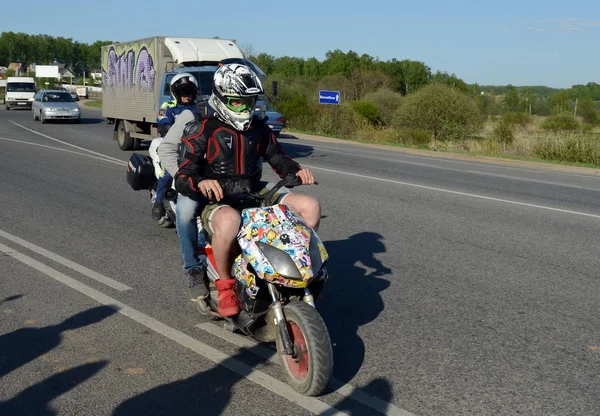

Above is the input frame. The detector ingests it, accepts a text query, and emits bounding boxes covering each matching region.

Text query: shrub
[533,134,600,165]
[362,87,404,126]
[578,97,599,125]
[541,113,580,132]
[493,121,515,145]
[350,100,382,126]
[502,112,531,127]
[312,103,360,137]
[278,96,315,129]
[392,84,483,141]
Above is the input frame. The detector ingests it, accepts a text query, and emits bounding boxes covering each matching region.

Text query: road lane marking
[9,121,598,220]
[0,242,348,415]
[0,229,131,291]
[196,322,415,416]
[292,143,600,191]
[0,136,126,166]
[10,121,125,164]
[302,165,600,220]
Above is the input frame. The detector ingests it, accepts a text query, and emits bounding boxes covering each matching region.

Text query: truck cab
[5,77,36,110]
[158,59,268,110]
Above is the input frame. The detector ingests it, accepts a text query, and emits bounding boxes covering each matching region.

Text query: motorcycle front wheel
[276,301,333,396]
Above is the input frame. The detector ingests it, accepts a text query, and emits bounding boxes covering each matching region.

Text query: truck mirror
[271,81,278,97]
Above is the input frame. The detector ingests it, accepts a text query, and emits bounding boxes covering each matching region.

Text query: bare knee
[285,194,321,229]
[211,207,241,238]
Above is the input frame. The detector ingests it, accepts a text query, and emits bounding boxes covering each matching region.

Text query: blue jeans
[176,193,208,273]
[155,171,172,203]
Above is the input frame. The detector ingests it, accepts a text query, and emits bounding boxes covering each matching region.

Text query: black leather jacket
[174,115,301,197]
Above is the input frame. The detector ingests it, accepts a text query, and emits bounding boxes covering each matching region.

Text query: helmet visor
[224,96,257,113]
[175,82,196,97]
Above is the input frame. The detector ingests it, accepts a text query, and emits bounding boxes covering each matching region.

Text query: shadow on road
[0,361,108,416]
[78,117,105,125]
[0,294,23,306]
[113,344,272,415]
[0,305,117,378]
[318,232,392,386]
[280,141,315,160]
[320,377,394,416]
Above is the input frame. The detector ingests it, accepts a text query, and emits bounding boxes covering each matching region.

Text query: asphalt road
[1,105,599,416]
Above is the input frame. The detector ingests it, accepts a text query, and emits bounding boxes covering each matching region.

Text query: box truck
[101,36,259,150]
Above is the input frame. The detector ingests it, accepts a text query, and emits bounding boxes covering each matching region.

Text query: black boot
[152,201,165,221]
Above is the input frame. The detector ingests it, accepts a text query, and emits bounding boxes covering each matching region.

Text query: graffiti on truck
[102,44,156,91]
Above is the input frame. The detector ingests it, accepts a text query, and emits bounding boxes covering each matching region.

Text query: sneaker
[187,267,209,301]
[152,201,166,221]
[215,279,240,316]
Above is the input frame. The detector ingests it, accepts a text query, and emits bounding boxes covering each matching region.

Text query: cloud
[517,18,600,33]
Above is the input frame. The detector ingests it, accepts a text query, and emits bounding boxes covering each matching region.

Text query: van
[5,77,36,110]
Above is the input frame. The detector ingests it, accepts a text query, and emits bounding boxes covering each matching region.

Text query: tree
[521,86,535,114]
[429,71,468,94]
[502,85,521,112]
[253,53,276,75]
[550,91,570,114]
[578,96,599,125]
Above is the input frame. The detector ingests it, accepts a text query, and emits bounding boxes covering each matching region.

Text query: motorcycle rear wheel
[276,301,333,396]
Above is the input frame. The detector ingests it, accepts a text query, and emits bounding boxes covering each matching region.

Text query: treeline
[0,32,112,75]
[479,83,600,101]
[249,49,469,96]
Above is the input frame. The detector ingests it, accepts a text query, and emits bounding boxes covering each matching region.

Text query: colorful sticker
[236,203,328,289]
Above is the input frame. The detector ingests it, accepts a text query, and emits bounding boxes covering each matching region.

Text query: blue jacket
[157,100,199,136]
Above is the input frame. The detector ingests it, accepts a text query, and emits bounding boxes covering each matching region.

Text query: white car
[32,90,81,124]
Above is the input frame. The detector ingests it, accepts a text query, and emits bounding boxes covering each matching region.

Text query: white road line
[303,164,600,220]
[0,229,131,291]
[10,120,125,164]
[0,136,126,166]
[297,144,600,192]
[11,121,596,220]
[196,322,415,416]
[0,242,347,416]
[282,137,600,179]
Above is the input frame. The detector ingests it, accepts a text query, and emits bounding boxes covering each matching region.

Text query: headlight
[73,108,80,112]
[256,241,303,280]
[45,108,57,112]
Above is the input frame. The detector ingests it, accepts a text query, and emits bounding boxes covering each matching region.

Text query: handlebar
[206,174,318,205]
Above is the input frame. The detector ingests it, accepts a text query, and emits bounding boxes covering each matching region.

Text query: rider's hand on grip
[283,172,318,188]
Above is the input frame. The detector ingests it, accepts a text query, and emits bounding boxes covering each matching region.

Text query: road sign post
[319,90,340,105]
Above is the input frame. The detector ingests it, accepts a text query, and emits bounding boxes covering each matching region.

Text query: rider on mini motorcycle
[174,63,320,317]
[152,73,201,221]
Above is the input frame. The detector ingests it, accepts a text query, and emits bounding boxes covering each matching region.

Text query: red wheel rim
[284,321,309,380]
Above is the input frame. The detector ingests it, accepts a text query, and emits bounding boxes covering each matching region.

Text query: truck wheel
[6,105,10,111]
[117,122,134,151]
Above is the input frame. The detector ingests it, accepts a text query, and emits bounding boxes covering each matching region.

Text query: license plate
[18,102,26,105]
[57,112,72,116]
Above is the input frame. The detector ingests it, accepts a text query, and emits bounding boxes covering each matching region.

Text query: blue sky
[4,0,599,88]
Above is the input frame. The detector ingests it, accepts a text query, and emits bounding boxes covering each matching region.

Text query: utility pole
[574,97,578,117]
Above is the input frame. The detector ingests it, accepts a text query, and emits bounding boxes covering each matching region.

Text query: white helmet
[209,63,264,131]
[170,72,198,103]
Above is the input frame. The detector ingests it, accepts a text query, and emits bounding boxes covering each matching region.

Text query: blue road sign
[319,90,340,105]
